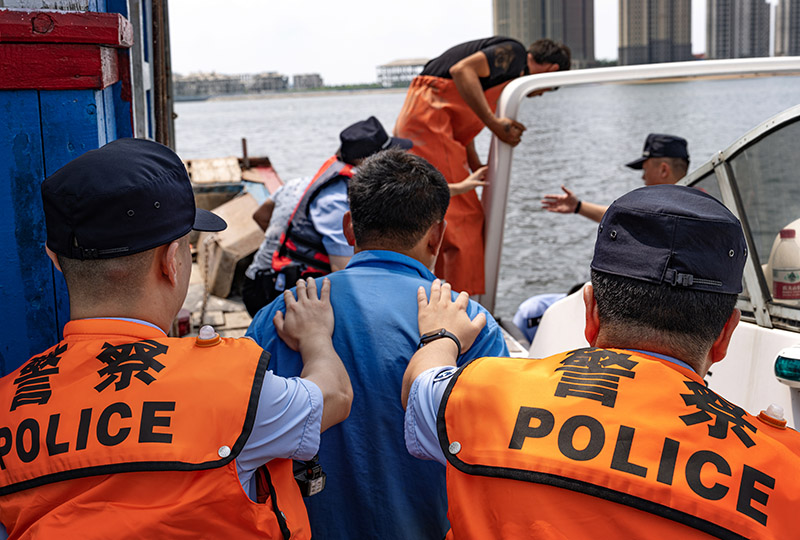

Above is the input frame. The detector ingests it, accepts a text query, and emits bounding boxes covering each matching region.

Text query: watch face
[421,328,446,340]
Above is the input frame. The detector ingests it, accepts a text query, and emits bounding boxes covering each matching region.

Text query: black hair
[528,38,572,72]
[591,270,737,365]
[348,149,450,250]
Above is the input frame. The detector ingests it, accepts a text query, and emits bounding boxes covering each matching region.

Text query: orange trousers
[395,76,505,295]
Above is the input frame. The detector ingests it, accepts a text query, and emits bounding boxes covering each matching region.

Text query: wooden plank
[223,311,252,330]
[0,44,120,90]
[1,1,90,10]
[187,157,242,183]
[39,89,111,343]
[100,84,117,141]
[0,10,133,47]
[0,90,58,376]
[241,165,283,195]
[40,89,108,176]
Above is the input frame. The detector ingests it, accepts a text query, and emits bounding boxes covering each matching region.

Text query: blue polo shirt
[246,250,508,540]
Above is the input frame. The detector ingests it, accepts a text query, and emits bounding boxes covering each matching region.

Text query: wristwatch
[418,328,462,357]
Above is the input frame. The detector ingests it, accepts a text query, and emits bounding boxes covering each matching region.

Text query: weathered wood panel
[40,89,109,175]
[0,10,133,46]
[0,43,120,90]
[0,90,57,376]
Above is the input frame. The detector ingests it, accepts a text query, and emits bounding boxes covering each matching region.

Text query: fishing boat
[479,58,800,429]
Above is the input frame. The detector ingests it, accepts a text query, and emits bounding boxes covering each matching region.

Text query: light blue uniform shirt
[405,349,697,465]
[247,250,508,540]
[309,177,354,257]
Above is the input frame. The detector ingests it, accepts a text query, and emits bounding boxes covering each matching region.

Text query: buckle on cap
[665,269,694,287]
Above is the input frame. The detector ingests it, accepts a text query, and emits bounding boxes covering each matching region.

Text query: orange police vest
[438,348,800,540]
[0,319,310,539]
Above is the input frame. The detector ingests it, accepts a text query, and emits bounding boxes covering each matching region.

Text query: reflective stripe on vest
[438,349,800,540]
[272,156,354,275]
[0,319,310,539]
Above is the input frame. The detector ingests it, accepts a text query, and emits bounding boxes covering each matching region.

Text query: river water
[175,76,800,319]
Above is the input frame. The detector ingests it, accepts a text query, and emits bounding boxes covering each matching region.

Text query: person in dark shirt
[394,37,571,296]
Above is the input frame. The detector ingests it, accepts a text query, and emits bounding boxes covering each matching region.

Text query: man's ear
[546,62,560,73]
[660,161,672,180]
[583,284,600,345]
[161,240,180,286]
[427,220,447,257]
[45,246,63,273]
[709,308,741,365]
[343,211,356,247]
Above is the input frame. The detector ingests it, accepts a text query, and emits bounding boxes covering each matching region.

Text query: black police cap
[591,185,746,294]
[42,138,226,260]
[626,133,690,170]
[339,116,413,165]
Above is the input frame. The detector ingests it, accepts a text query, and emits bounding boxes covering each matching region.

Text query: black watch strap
[418,328,462,357]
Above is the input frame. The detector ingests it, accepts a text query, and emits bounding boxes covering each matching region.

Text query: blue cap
[591,185,746,294]
[626,133,689,170]
[42,138,226,260]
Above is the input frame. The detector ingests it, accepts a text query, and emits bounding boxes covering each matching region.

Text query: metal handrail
[478,56,800,314]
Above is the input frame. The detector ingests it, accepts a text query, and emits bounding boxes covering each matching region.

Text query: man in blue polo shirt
[247,148,508,540]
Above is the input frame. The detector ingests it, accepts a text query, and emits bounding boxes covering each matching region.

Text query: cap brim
[625,157,646,170]
[193,208,227,232]
[389,137,413,150]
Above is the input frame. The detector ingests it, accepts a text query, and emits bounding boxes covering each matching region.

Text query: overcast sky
[168,1,762,85]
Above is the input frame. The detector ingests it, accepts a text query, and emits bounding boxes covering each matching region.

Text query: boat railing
[479,56,800,315]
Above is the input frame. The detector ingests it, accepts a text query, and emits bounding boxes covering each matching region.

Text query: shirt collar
[345,250,436,280]
[628,349,695,373]
[64,318,168,340]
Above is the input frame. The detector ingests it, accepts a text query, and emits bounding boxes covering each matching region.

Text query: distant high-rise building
[618,0,692,65]
[775,0,800,56]
[707,0,770,59]
[493,0,595,67]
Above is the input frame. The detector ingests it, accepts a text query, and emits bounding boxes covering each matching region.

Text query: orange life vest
[0,319,310,539]
[438,348,800,540]
[394,75,509,296]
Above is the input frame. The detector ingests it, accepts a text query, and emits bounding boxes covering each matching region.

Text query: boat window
[728,119,800,307]
[688,170,722,202]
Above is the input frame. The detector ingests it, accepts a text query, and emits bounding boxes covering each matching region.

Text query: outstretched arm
[449,166,488,196]
[541,185,608,223]
[401,280,486,408]
[274,277,353,431]
[449,52,526,147]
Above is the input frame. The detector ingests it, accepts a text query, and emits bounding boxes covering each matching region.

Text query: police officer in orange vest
[0,138,353,539]
[394,37,571,295]
[402,185,800,539]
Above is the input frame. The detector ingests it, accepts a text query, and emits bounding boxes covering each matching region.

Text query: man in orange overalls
[395,37,571,295]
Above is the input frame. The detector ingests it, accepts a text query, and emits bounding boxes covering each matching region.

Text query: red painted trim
[0,43,120,90]
[0,10,133,47]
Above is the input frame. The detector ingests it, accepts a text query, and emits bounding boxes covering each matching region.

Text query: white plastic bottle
[772,228,800,305]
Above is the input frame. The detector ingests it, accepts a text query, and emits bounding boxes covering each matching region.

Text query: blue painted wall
[0,2,139,375]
